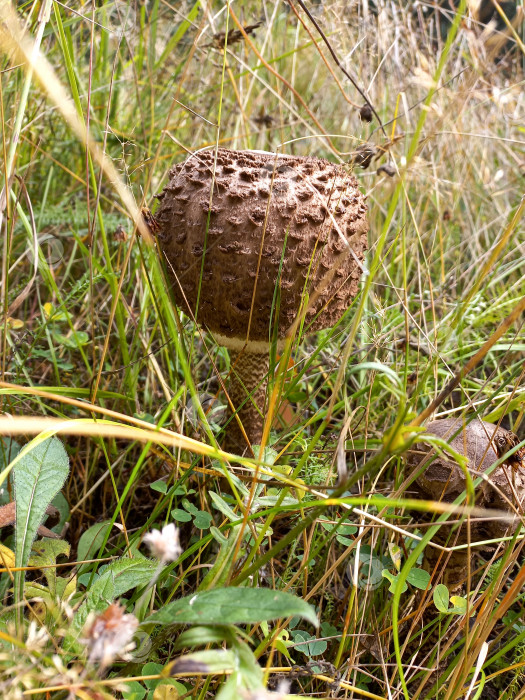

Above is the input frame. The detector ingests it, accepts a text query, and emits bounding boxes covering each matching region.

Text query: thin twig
[291,0,387,137]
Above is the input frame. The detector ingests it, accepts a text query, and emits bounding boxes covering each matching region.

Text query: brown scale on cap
[155,148,369,452]
[407,418,525,589]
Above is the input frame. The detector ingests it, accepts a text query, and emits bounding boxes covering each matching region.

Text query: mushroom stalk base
[224,351,269,454]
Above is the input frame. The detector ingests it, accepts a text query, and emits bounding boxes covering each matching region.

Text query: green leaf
[406,568,431,591]
[382,570,408,595]
[166,649,236,676]
[214,673,239,700]
[171,509,192,523]
[433,584,450,613]
[0,438,20,491]
[209,491,239,523]
[182,498,199,516]
[76,520,114,573]
[29,538,70,595]
[153,682,188,699]
[449,595,468,615]
[234,638,264,688]
[122,680,147,700]
[175,625,237,650]
[291,630,327,657]
[150,480,168,494]
[54,331,90,348]
[145,587,318,628]
[198,528,239,591]
[13,436,69,623]
[193,511,212,529]
[29,537,70,567]
[336,535,354,547]
[68,557,158,650]
[142,662,163,689]
[50,491,69,534]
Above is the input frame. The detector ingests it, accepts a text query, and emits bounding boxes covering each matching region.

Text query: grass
[0,0,524,698]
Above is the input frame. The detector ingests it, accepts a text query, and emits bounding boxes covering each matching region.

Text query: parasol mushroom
[407,418,525,589]
[155,148,368,452]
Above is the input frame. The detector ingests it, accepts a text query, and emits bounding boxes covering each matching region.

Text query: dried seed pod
[359,103,373,122]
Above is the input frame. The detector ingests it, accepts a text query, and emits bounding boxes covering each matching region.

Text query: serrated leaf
[29,537,70,595]
[13,436,69,624]
[68,557,158,650]
[433,584,450,613]
[145,587,318,628]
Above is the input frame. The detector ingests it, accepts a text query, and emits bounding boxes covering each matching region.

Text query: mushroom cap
[155,148,368,351]
[408,418,525,538]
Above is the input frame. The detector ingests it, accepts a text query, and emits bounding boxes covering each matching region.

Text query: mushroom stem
[224,350,269,453]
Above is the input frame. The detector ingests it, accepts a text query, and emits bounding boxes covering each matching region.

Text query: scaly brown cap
[408,418,525,537]
[155,148,368,351]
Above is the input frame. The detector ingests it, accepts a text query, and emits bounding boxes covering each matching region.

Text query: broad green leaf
[68,557,158,651]
[193,511,212,529]
[29,537,70,595]
[81,557,157,618]
[234,638,263,688]
[145,587,318,628]
[175,625,236,650]
[171,509,192,523]
[433,584,450,613]
[150,480,168,494]
[166,649,236,676]
[142,662,163,689]
[76,520,114,572]
[214,673,239,700]
[406,568,431,591]
[13,437,69,623]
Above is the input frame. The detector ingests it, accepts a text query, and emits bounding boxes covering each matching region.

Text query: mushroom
[155,148,368,452]
[407,418,525,589]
